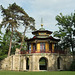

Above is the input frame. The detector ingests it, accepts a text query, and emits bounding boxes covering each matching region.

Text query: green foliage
[8,3,28,16]
[70,60,75,71]
[0,30,28,60]
[0,55,7,61]
[54,12,75,54]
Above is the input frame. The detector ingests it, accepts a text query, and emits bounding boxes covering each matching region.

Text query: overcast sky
[0,0,75,38]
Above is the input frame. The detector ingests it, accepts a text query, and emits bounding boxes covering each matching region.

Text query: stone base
[0,53,73,71]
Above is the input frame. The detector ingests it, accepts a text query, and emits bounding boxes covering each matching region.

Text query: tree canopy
[54,12,75,58]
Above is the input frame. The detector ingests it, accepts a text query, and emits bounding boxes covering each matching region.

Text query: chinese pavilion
[27,24,60,54]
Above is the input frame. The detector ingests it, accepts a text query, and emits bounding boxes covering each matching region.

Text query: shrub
[70,60,75,71]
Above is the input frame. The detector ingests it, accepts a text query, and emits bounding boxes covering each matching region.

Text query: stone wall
[1,56,12,70]
[29,53,73,71]
[0,53,73,71]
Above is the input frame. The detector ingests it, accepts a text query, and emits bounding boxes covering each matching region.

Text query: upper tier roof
[32,30,52,35]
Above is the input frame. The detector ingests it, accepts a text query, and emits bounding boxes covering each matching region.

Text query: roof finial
[41,18,43,28]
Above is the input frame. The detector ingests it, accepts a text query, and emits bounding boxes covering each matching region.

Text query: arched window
[57,57,61,69]
[26,58,29,70]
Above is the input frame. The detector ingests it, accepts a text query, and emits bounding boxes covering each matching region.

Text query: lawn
[0,71,75,75]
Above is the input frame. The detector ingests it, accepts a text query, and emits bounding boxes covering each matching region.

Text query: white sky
[0,0,75,38]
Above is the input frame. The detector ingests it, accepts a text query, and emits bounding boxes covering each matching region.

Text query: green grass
[0,71,75,75]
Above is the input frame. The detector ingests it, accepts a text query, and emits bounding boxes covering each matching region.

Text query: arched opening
[26,58,29,70]
[39,57,48,70]
[57,57,61,69]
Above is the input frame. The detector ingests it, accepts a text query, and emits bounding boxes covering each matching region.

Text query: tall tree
[0,3,35,56]
[54,13,75,59]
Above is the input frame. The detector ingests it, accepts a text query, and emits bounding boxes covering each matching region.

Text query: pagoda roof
[27,24,60,42]
[26,36,60,42]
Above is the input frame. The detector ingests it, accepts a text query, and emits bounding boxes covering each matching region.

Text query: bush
[0,55,7,61]
[70,60,75,71]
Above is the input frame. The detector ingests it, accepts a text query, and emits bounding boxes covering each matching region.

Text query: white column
[11,56,13,70]
[23,56,26,70]
[19,55,21,70]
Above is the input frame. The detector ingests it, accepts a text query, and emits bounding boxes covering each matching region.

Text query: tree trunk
[20,27,27,51]
[8,26,13,56]
[20,35,24,51]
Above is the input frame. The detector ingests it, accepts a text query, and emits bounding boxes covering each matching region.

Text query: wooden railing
[20,49,66,54]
